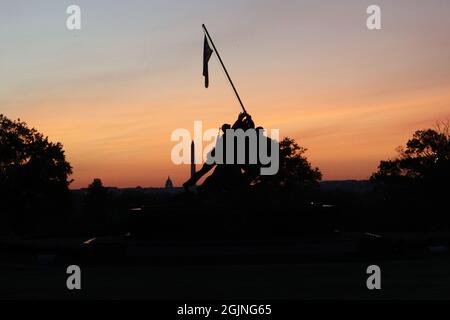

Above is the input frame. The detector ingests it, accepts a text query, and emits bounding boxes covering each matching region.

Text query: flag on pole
[203,35,214,88]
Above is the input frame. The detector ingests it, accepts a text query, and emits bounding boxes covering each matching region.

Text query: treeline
[1,113,450,236]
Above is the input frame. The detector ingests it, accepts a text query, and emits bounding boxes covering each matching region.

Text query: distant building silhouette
[191,141,196,179]
[165,176,174,189]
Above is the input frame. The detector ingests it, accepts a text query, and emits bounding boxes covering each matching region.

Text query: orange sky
[1,0,450,188]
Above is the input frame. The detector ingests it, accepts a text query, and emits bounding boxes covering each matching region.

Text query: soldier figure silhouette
[183,112,256,192]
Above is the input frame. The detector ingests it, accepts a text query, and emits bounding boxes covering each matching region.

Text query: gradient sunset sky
[1,0,450,188]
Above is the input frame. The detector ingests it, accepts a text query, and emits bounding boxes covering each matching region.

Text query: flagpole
[202,24,247,114]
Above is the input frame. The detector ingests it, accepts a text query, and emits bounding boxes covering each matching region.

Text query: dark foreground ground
[1,233,450,300]
[2,257,450,300]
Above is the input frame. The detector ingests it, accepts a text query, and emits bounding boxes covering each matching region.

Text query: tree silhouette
[371,122,450,228]
[279,137,322,188]
[258,137,322,191]
[371,123,450,183]
[0,114,73,232]
[84,178,111,226]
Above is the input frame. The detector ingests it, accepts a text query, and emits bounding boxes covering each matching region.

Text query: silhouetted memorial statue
[183,25,286,192]
[183,112,258,192]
